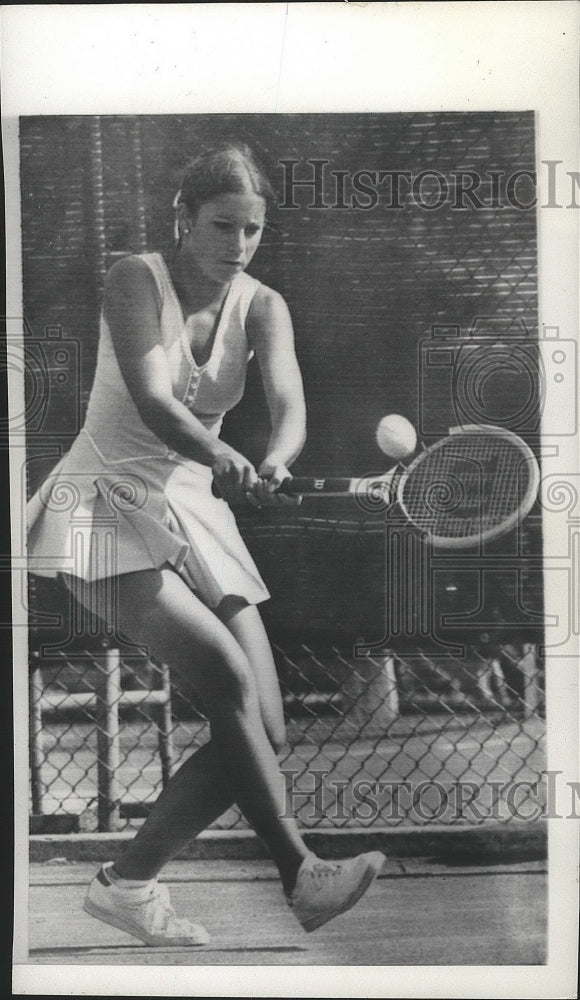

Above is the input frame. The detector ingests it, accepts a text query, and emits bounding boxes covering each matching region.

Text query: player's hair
[177,143,276,219]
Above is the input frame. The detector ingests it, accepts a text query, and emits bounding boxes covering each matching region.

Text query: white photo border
[4,3,579,997]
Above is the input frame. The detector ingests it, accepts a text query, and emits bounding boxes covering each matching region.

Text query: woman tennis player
[27,144,384,945]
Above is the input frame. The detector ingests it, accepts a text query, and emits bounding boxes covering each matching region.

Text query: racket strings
[400,436,534,539]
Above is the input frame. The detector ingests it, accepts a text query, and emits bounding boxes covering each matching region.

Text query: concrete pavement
[25,858,547,967]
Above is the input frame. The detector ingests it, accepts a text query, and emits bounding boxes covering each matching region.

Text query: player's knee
[210,645,256,712]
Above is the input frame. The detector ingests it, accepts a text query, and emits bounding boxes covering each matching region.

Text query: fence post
[157,661,175,788]
[96,644,122,831]
[29,653,44,816]
[519,643,540,719]
[343,652,399,734]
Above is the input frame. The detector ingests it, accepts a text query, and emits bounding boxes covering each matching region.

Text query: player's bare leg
[72,569,384,942]
[94,596,293,882]
[71,568,309,892]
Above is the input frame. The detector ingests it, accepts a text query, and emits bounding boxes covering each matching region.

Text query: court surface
[26,858,546,966]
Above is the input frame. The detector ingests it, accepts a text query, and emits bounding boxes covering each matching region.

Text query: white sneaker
[83,863,210,947]
[288,852,385,932]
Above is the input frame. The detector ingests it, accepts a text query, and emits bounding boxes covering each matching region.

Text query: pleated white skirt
[27,430,270,610]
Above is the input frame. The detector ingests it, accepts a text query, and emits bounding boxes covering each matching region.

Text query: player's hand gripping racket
[277,424,540,549]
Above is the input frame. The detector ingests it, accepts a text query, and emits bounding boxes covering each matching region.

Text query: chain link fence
[28,638,545,834]
[29,516,546,835]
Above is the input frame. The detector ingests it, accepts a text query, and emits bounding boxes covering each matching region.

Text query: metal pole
[157,662,175,788]
[96,644,121,831]
[343,652,399,735]
[519,643,540,719]
[29,653,44,816]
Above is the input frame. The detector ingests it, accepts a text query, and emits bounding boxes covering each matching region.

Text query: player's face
[184,192,266,283]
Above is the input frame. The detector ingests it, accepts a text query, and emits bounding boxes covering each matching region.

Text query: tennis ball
[375,414,417,460]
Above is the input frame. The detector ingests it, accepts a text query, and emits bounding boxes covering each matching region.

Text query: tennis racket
[277,424,540,549]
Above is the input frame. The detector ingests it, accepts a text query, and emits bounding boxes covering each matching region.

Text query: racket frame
[395,424,541,549]
[279,424,540,550]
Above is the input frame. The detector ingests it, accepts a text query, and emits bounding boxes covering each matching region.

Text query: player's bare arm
[104,256,258,503]
[247,284,307,502]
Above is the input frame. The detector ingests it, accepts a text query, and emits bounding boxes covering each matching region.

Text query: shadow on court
[26,859,547,966]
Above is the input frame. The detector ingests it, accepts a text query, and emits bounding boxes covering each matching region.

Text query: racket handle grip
[211,478,299,500]
[211,476,294,500]
[278,477,305,494]
[211,478,303,498]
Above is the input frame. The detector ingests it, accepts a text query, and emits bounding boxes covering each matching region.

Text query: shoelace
[307,863,343,886]
[130,883,178,933]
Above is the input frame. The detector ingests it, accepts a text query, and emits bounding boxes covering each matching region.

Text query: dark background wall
[21,113,542,643]
[21,112,538,477]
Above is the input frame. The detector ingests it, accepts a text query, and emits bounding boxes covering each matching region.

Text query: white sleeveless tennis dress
[27,253,270,609]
